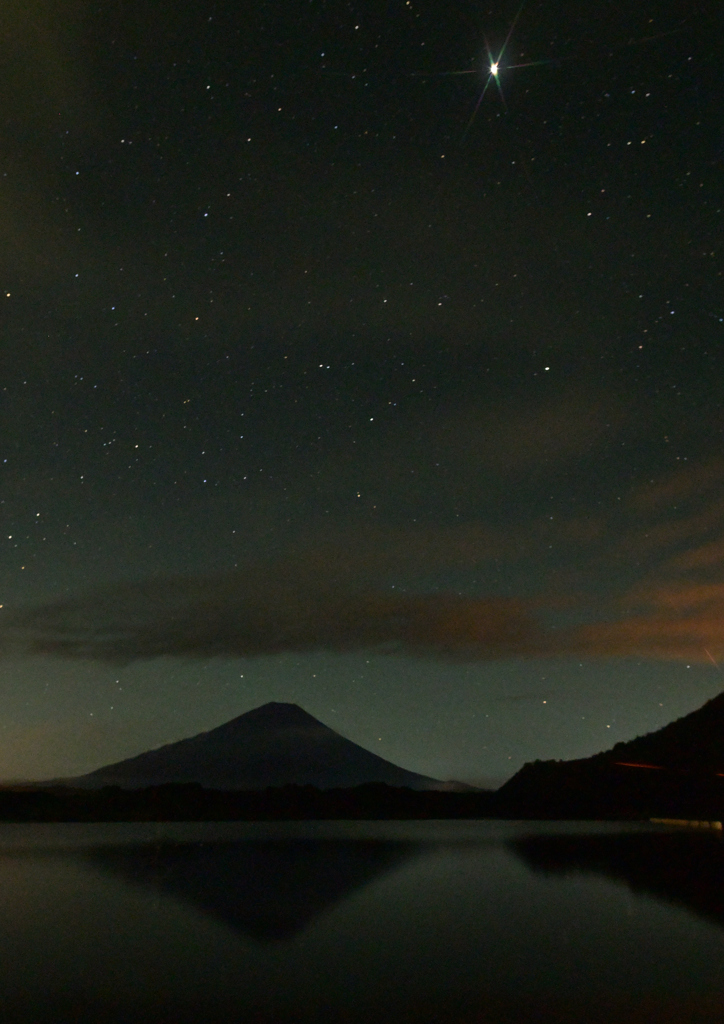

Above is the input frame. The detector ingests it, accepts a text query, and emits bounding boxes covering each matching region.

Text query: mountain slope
[589,689,724,773]
[65,702,442,791]
[495,689,724,818]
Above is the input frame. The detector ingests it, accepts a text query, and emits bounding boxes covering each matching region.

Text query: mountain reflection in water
[88,838,420,941]
[2,823,724,1024]
[511,829,724,931]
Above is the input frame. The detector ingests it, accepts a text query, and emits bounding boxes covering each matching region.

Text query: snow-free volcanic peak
[64,702,443,791]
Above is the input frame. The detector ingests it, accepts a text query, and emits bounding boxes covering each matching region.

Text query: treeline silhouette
[0,782,497,822]
[497,758,724,820]
[4,766,724,821]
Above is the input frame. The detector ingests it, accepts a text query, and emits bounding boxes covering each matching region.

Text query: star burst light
[428,1,553,135]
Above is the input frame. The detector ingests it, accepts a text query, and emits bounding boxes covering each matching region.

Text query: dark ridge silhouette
[88,838,420,942]
[61,702,444,791]
[512,830,724,932]
[590,689,724,774]
[495,689,724,819]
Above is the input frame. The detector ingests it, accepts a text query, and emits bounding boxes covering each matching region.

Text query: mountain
[90,838,420,941]
[588,689,724,774]
[495,690,724,819]
[63,702,444,791]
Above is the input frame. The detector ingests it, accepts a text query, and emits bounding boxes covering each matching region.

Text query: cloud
[664,536,724,574]
[379,392,627,487]
[8,429,724,672]
[559,582,724,664]
[629,458,724,514]
[2,558,724,669]
[0,575,546,663]
[265,520,512,588]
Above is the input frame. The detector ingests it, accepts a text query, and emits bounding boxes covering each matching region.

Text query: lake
[1,820,723,1023]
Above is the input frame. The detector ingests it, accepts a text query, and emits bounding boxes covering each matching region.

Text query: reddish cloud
[2,570,724,668]
[384,392,626,481]
[665,536,724,573]
[629,458,724,514]
[6,437,724,669]
[562,582,724,664]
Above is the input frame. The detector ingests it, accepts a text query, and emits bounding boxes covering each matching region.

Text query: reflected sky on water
[1,821,723,1024]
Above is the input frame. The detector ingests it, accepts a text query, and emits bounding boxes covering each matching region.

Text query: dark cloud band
[0,576,543,663]
[2,572,723,667]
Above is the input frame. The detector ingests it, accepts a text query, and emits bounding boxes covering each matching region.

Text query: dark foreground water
[1,820,723,1024]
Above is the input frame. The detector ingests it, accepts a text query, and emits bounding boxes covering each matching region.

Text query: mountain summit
[66,702,442,791]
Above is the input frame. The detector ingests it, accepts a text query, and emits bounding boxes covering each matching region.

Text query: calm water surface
[1,820,723,1023]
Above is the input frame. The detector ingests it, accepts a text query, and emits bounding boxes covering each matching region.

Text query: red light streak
[614,761,665,770]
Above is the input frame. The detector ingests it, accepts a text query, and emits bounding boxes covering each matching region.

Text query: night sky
[1,0,722,785]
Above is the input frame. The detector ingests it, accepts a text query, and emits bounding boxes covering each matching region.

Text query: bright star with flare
[415,1,554,136]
